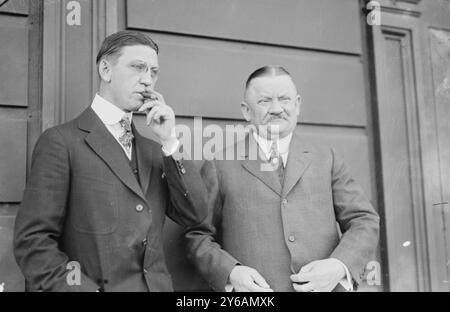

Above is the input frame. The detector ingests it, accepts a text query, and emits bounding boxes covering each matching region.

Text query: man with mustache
[13,31,207,291]
[185,65,380,292]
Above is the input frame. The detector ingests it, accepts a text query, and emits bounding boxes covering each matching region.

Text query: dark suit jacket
[185,132,380,291]
[13,107,207,292]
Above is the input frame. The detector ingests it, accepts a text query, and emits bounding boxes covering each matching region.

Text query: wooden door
[371,0,450,291]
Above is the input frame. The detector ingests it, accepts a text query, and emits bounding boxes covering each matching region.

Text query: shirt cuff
[334,259,354,291]
[224,284,234,292]
[161,139,180,156]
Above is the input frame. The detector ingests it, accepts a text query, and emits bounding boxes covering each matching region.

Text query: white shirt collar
[91,93,132,125]
[252,130,293,164]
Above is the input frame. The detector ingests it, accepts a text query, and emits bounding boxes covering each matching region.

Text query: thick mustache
[267,114,286,121]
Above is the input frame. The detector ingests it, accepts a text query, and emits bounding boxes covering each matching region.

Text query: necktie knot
[118,115,134,150]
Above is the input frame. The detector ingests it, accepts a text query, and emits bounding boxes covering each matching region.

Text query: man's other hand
[290,258,346,292]
[229,265,274,292]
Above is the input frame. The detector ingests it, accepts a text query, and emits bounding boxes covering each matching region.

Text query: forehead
[117,45,158,64]
[248,75,296,95]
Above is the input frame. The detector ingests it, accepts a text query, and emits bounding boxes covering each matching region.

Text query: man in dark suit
[13,31,207,292]
[185,66,380,292]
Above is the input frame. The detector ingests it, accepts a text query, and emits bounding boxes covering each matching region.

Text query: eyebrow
[257,96,272,102]
[130,59,146,64]
[130,60,157,66]
[129,61,159,71]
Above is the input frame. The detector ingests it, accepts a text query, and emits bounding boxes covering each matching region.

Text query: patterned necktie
[269,140,285,183]
[118,115,134,153]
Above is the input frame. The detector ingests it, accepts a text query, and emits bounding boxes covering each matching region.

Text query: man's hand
[138,90,177,147]
[290,258,346,292]
[228,265,274,292]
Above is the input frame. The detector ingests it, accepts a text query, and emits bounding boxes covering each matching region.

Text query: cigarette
[142,92,158,101]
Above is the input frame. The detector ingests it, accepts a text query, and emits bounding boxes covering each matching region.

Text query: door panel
[429,27,450,290]
[0,23,28,107]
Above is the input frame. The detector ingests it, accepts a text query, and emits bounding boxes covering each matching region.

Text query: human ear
[295,94,301,116]
[240,101,252,122]
[98,59,112,83]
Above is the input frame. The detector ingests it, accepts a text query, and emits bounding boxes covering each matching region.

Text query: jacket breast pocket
[69,175,118,234]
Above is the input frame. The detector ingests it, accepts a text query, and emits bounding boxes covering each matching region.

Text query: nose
[140,70,153,88]
[268,98,283,114]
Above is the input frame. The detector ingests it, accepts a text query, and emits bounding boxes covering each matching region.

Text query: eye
[150,68,159,77]
[131,63,147,72]
[279,96,291,102]
[258,98,271,105]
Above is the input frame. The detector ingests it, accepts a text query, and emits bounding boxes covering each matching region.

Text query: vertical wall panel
[379,32,418,291]
[429,28,450,286]
[64,0,93,120]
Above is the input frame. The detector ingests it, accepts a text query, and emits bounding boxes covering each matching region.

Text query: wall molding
[381,6,421,17]
[42,0,64,129]
[379,0,422,17]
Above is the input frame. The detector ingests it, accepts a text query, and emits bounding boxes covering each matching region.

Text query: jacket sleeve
[162,151,210,227]
[328,148,380,289]
[13,127,99,292]
[183,160,240,291]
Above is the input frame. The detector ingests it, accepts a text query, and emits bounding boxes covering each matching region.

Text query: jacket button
[136,204,144,212]
[282,198,288,205]
[143,269,148,274]
[142,238,147,246]
[181,168,186,175]
[161,172,166,179]
[288,235,296,242]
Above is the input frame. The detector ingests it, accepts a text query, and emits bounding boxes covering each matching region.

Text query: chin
[128,101,143,112]
[270,126,295,138]
[267,122,286,132]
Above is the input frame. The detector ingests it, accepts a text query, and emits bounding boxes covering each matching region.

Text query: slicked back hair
[245,65,292,90]
[96,30,159,65]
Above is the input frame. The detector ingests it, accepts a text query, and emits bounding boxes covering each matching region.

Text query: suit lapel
[241,134,282,196]
[282,133,312,197]
[133,124,152,196]
[78,108,147,203]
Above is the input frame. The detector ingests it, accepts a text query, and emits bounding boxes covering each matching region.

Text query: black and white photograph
[0,0,449,297]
